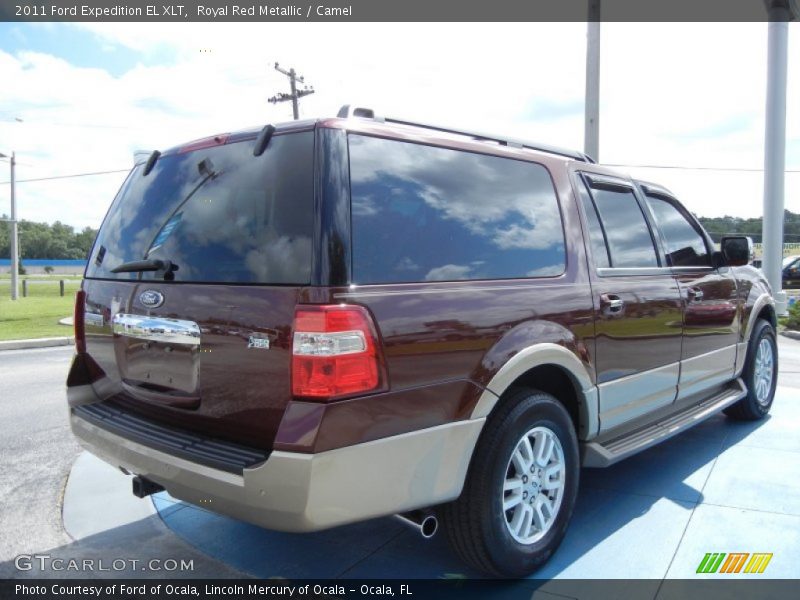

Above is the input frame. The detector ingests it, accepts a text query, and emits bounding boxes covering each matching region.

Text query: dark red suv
[67,106,778,577]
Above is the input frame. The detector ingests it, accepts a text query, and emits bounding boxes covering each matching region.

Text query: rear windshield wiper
[142,159,221,260]
[111,259,175,274]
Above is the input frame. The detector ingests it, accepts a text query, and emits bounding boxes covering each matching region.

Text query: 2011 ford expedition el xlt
[67,106,778,577]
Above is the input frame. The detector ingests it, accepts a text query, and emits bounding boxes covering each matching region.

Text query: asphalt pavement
[778,333,800,388]
[0,347,79,561]
[0,346,244,578]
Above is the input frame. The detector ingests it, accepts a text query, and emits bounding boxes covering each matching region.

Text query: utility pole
[584,0,601,162]
[269,63,315,120]
[0,151,19,300]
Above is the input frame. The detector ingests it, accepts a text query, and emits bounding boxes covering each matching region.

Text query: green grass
[0,274,83,281]
[0,280,81,341]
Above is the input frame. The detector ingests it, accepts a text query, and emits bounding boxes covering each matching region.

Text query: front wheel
[440,389,579,577]
[725,319,778,420]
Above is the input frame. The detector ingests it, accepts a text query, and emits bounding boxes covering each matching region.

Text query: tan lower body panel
[70,414,485,532]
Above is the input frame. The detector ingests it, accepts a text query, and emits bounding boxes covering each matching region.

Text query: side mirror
[720,236,752,267]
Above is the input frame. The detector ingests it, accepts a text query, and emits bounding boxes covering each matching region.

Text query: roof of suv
[162,106,594,167]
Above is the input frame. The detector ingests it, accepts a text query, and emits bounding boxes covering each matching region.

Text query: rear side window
[645,195,711,267]
[87,132,314,284]
[348,135,565,284]
[586,184,658,268]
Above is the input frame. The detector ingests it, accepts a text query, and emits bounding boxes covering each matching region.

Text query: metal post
[60,279,65,297]
[21,279,27,298]
[762,3,790,314]
[289,68,299,120]
[10,152,19,301]
[584,1,601,162]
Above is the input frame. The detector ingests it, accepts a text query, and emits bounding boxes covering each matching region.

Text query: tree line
[0,215,97,260]
[697,209,800,243]
[2,209,799,260]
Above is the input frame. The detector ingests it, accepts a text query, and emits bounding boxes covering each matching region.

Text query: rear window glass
[348,135,565,284]
[87,132,314,284]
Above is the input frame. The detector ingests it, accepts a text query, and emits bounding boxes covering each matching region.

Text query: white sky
[0,22,798,230]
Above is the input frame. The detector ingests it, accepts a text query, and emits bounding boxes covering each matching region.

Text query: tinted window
[577,180,610,268]
[645,195,711,267]
[87,132,314,283]
[348,135,565,284]
[589,186,658,268]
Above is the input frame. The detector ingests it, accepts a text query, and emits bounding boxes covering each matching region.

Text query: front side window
[588,184,659,268]
[645,195,711,267]
[348,135,566,284]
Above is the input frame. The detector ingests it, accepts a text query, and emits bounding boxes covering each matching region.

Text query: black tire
[724,319,778,420]
[439,389,579,578]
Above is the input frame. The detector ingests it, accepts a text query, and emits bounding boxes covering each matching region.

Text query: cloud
[0,20,798,237]
[526,264,564,277]
[425,264,473,281]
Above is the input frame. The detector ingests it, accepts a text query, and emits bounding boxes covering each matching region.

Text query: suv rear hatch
[77,126,315,452]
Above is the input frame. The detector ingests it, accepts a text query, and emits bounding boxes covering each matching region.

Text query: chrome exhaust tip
[394,510,438,539]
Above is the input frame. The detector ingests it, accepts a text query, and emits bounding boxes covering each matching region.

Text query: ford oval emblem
[139,290,165,309]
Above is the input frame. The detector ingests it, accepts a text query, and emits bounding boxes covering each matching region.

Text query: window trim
[596,266,675,277]
[575,175,612,269]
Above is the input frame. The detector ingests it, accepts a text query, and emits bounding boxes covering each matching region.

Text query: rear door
[640,186,739,400]
[575,173,683,431]
[80,129,315,450]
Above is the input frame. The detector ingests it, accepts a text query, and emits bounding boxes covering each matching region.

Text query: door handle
[600,293,624,315]
[687,288,704,302]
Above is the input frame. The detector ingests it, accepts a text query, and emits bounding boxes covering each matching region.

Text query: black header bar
[1,0,798,23]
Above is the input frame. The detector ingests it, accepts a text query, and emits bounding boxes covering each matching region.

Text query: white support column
[584,11,601,162]
[762,3,790,314]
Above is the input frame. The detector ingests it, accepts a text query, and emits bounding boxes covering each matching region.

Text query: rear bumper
[70,408,484,532]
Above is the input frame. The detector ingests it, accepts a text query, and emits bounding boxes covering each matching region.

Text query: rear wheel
[440,389,579,577]
[725,319,778,420]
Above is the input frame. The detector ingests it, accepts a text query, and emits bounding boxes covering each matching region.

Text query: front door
[641,189,740,400]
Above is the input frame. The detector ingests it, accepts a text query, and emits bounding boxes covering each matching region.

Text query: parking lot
[1,339,799,588]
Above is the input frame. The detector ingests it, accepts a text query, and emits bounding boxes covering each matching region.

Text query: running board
[581,378,747,468]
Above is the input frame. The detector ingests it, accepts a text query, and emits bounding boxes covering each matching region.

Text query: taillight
[74,290,86,354]
[292,304,386,400]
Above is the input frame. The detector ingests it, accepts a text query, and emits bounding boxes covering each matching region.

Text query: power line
[1,161,799,188]
[606,163,800,173]
[0,168,129,185]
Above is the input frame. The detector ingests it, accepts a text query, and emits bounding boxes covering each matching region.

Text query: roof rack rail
[336,104,594,163]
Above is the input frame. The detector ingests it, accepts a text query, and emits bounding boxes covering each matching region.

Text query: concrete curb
[780,330,800,341]
[0,336,74,351]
